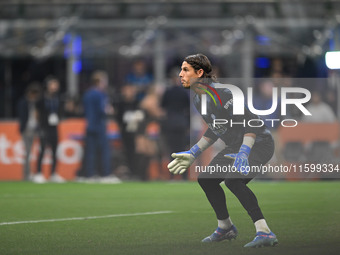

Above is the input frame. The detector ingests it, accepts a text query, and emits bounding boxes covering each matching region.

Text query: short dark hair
[184,53,217,82]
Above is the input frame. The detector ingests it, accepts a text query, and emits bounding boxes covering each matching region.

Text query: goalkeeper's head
[179,53,216,89]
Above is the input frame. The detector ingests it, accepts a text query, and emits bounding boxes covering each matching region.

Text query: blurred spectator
[325,89,337,117]
[125,59,153,102]
[302,91,336,123]
[278,76,304,120]
[252,79,281,129]
[17,82,41,180]
[33,77,65,183]
[135,86,164,180]
[116,84,141,178]
[161,69,190,180]
[270,58,284,75]
[252,79,282,164]
[63,96,83,118]
[82,70,120,183]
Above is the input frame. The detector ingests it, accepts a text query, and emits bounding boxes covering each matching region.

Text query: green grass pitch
[0,181,339,255]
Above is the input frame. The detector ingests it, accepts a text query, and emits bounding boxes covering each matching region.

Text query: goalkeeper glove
[168,144,202,175]
[224,144,251,176]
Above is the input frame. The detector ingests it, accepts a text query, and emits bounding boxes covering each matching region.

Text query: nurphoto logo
[199,83,311,128]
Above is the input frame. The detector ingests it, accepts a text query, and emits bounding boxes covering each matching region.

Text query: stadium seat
[306,141,333,163]
[283,141,305,162]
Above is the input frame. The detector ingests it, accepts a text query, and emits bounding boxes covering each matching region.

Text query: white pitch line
[0,211,173,226]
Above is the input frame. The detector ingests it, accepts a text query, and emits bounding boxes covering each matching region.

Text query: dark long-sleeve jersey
[36,94,63,131]
[193,82,272,150]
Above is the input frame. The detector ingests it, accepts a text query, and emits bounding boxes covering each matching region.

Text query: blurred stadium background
[0,1,340,255]
[0,0,340,181]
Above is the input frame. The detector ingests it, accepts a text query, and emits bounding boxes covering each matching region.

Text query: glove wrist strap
[190,137,213,158]
[239,144,251,156]
[190,144,201,158]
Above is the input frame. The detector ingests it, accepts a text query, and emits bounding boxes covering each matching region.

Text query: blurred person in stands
[280,76,303,121]
[135,86,164,180]
[252,79,281,130]
[325,89,337,117]
[33,77,64,183]
[63,96,82,118]
[17,82,41,181]
[116,84,142,179]
[125,59,153,102]
[252,79,283,164]
[83,71,121,183]
[161,68,190,180]
[302,91,336,123]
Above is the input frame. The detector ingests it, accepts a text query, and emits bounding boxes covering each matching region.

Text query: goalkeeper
[168,54,278,248]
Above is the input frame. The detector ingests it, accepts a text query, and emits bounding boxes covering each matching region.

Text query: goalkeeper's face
[179,61,203,89]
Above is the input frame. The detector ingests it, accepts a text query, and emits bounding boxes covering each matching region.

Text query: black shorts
[198,138,275,182]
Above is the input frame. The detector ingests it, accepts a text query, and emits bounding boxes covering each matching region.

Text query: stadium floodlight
[325,51,340,69]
